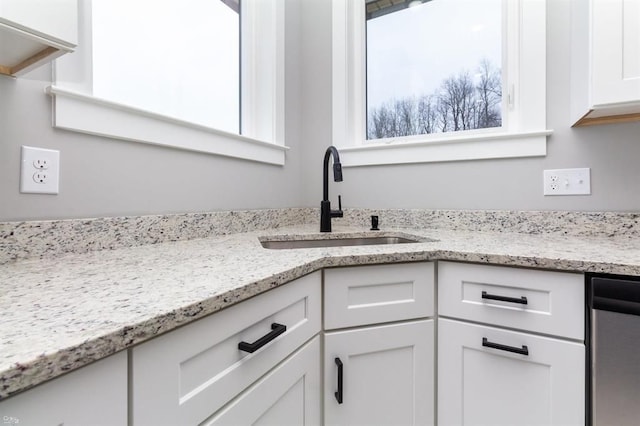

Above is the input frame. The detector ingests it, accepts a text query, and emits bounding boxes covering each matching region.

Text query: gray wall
[2,0,640,222]
[301,0,640,212]
[0,2,305,222]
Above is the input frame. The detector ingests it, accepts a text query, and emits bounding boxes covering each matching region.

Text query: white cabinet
[437,262,585,426]
[0,259,590,426]
[324,262,435,426]
[324,262,434,329]
[438,261,584,339]
[205,336,321,426]
[324,320,434,426]
[0,351,127,426]
[131,272,322,426]
[0,0,77,76]
[438,319,585,426]
[571,0,640,126]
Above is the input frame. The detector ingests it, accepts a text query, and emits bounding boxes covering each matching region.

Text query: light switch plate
[20,146,60,194]
[543,168,590,196]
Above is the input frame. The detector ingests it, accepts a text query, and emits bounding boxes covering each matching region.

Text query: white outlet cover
[20,146,60,194]
[543,168,591,196]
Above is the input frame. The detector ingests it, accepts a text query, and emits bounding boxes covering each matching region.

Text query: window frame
[48,0,288,166]
[332,0,551,167]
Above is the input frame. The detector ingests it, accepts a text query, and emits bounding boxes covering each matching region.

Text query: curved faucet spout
[323,146,343,201]
[321,146,344,232]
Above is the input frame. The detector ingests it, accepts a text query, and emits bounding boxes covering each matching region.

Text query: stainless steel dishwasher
[588,274,640,426]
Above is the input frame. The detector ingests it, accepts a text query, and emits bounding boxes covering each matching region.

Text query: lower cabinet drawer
[131,271,321,426]
[438,261,584,339]
[324,262,435,330]
[438,318,585,426]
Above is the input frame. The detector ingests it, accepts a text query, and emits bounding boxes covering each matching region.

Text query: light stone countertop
[2,223,640,400]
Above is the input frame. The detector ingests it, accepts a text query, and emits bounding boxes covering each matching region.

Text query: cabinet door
[324,319,434,426]
[0,0,77,45]
[204,336,321,426]
[438,318,585,426]
[0,351,127,426]
[0,0,77,75]
[592,0,640,106]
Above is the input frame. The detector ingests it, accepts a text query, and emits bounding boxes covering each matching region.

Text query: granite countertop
[2,222,640,400]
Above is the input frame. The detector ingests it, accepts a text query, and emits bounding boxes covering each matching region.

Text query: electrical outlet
[543,168,591,196]
[33,171,50,183]
[20,146,60,194]
[33,158,50,169]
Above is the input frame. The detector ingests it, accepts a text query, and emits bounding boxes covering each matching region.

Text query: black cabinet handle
[335,357,343,404]
[482,337,529,356]
[482,291,528,305]
[238,323,287,353]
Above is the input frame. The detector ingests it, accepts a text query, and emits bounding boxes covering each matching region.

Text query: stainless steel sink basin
[260,235,425,249]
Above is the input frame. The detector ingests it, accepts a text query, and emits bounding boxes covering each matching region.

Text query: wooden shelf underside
[0,46,59,76]
[574,110,640,127]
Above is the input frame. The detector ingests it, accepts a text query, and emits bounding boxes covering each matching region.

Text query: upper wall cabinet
[0,0,77,77]
[571,0,640,126]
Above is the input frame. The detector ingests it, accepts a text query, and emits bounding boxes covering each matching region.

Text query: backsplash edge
[2,208,638,264]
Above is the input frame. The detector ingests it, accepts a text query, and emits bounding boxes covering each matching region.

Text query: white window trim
[338,130,551,166]
[48,0,288,166]
[332,0,551,167]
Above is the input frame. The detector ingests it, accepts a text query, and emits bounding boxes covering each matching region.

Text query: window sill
[46,86,289,165]
[338,130,552,167]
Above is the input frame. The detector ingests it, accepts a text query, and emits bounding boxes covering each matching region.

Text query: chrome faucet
[321,146,343,232]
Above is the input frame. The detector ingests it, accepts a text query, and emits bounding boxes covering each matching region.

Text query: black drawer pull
[482,337,529,356]
[335,357,344,404]
[482,291,528,305]
[238,323,287,353]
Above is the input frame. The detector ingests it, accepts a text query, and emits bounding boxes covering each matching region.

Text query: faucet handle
[331,195,344,218]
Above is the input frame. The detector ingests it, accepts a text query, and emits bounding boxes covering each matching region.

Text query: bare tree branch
[367,59,502,139]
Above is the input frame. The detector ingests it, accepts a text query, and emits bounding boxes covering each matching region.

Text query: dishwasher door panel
[593,305,640,425]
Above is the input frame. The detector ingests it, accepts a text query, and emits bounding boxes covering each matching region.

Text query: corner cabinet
[437,262,585,426]
[0,260,588,426]
[0,0,77,76]
[571,0,640,126]
[131,272,322,426]
[323,263,435,426]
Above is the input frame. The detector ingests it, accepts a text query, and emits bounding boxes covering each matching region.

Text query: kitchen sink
[260,235,431,249]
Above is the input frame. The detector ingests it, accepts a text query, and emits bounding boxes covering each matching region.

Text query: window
[366,0,502,139]
[49,0,287,165]
[92,0,240,133]
[332,0,551,166]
